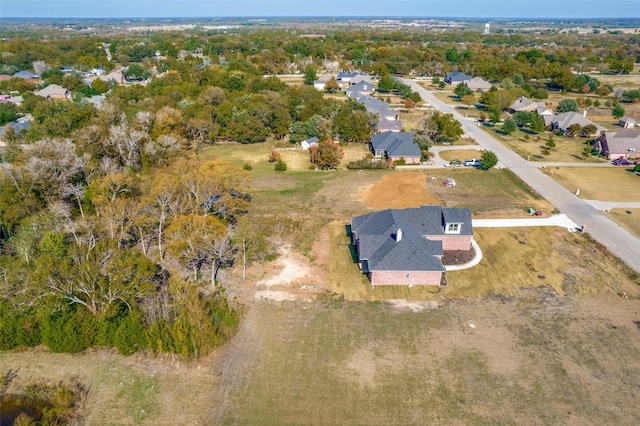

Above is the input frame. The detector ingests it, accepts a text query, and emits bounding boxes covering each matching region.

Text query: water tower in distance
[484,22,490,35]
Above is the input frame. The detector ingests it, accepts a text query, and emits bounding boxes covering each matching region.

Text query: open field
[213,292,640,425]
[606,208,640,239]
[549,166,640,202]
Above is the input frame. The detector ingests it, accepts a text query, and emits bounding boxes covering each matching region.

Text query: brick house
[594,129,640,160]
[370,131,421,164]
[351,206,473,286]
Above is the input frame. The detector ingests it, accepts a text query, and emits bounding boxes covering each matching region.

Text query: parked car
[464,159,481,167]
[612,158,633,166]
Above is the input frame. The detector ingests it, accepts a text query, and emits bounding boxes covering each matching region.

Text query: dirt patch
[254,246,325,299]
[357,171,441,209]
[385,299,439,312]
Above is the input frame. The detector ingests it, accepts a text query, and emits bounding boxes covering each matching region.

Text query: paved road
[403,78,640,273]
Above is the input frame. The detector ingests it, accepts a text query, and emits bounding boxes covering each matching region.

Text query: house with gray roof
[345,81,374,97]
[444,71,471,85]
[465,77,492,92]
[301,136,319,150]
[618,117,636,129]
[376,117,403,133]
[12,70,39,80]
[550,111,605,136]
[509,96,547,114]
[370,131,420,164]
[351,206,473,286]
[594,129,640,160]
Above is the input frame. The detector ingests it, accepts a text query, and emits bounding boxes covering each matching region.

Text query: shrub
[395,158,406,166]
[346,159,388,169]
[243,163,253,171]
[274,158,287,171]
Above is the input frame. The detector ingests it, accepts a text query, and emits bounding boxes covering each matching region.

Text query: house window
[446,223,460,234]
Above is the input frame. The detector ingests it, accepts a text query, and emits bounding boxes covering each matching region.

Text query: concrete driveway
[402,78,640,273]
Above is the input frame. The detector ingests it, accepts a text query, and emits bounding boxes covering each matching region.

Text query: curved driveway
[402,78,640,273]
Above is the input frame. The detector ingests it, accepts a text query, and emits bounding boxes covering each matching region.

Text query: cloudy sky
[1,0,638,19]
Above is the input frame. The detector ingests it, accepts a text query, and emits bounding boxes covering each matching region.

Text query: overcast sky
[1,0,638,19]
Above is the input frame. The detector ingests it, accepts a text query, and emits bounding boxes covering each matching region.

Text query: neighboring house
[313,75,332,91]
[594,129,640,160]
[550,111,605,135]
[376,117,403,133]
[350,74,374,86]
[0,95,23,106]
[0,75,11,81]
[12,70,39,80]
[301,136,319,150]
[336,71,368,89]
[370,131,421,164]
[509,96,547,114]
[345,81,374,97]
[444,71,471,85]
[351,205,473,286]
[34,84,71,99]
[60,66,74,74]
[618,117,636,129]
[465,77,492,92]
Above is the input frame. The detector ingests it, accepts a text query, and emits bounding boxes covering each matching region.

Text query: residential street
[402,78,640,273]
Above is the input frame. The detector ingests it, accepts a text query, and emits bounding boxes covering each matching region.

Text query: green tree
[557,99,578,113]
[324,76,339,93]
[502,118,517,134]
[530,113,546,133]
[612,104,625,119]
[304,66,317,85]
[274,158,287,171]
[378,74,395,92]
[0,102,18,126]
[461,94,476,110]
[480,150,498,170]
[421,111,463,142]
[453,82,473,99]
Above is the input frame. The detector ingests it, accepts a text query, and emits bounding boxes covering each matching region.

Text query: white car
[464,159,481,167]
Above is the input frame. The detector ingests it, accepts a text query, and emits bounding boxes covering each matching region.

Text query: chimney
[396,228,403,242]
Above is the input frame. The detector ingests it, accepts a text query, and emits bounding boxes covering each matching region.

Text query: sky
[1,0,638,19]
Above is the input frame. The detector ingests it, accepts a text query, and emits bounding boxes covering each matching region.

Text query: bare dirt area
[356,171,440,209]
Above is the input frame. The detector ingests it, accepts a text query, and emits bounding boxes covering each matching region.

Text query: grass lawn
[549,166,640,202]
[217,291,640,425]
[427,168,553,216]
[606,208,640,239]
[489,128,607,163]
[438,149,485,162]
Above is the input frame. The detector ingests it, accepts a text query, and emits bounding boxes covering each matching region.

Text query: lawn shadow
[345,224,359,263]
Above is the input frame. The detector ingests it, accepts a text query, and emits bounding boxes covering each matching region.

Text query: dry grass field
[438,149,485,162]
[549,166,640,202]
[606,208,640,239]
[489,129,608,163]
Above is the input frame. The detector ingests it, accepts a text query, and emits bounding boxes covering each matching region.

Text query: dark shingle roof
[352,206,472,273]
[371,131,420,158]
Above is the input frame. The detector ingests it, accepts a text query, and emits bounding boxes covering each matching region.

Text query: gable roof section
[345,80,373,94]
[352,206,473,272]
[13,70,39,79]
[371,131,420,158]
[551,111,605,131]
[466,76,491,90]
[510,96,546,112]
[445,71,471,82]
[600,129,640,154]
[376,117,403,132]
[35,84,70,98]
